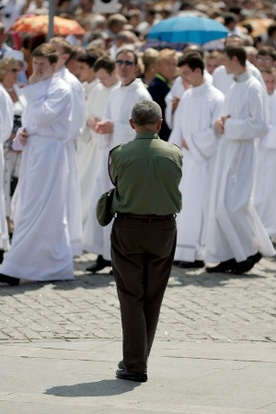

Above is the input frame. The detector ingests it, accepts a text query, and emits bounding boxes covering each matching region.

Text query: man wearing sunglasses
[85,48,152,275]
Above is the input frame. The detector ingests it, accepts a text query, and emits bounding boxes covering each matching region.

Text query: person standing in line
[84,48,152,274]
[81,56,120,250]
[148,48,178,141]
[205,45,275,274]
[0,43,74,286]
[76,51,101,234]
[50,37,85,257]
[254,67,276,240]
[0,57,26,237]
[0,82,13,263]
[169,53,224,268]
[212,34,266,95]
[109,100,182,382]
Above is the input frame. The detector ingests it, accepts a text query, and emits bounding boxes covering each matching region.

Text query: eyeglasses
[8,68,20,73]
[116,60,135,66]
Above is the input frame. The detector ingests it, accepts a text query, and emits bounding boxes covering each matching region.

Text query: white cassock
[165,70,213,129]
[56,67,85,256]
[205,72,275,264]
[0,85,13,250]
[212,61,266,95]
[1,76,74,281]
[169,82,224,262]
[254,90,276,238]
[82,78,152,259]
[77,78,101,232]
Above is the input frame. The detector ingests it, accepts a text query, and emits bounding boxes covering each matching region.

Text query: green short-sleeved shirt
[109,131,183,215]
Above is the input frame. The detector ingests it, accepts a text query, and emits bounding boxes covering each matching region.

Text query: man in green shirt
[109,100,182,382]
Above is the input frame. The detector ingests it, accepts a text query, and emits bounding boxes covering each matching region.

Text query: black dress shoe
[116,368,147,383]
[86,255,112,273]
[232,252,262,274]
[0,273,20,286]
[179,260,204,269]
[206,258,237,273]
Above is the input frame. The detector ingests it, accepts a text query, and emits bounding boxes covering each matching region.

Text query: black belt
[116,212,175,221]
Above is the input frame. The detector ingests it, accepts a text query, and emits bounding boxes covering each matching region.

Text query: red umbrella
[9,14,86,36]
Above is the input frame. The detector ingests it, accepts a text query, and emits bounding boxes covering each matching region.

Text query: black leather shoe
[232,252,262,274]
[179,260,204,269]
[0,273,20,286]
[86,255,111,273]
[206,258,237,273]
[116,368,147,382]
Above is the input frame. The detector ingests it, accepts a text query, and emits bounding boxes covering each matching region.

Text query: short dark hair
[93,56,115,74]
[78,51,102,68]
[178,53,205,74]
[32,43,58,64]
[131,100,162,126]
[224,45,247,67]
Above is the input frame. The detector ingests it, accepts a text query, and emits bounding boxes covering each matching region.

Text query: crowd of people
[0,0,276,383]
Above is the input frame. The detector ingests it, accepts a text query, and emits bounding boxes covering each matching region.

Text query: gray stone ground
[0,253,275,413]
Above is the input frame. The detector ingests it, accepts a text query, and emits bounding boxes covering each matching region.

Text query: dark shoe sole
[206,259,237,273]
[179,260,204,269]
[116,368,147,382]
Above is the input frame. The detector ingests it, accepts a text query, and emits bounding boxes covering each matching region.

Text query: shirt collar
[155,73,172,89]
[233,71,250,82]
[135,131,159,140]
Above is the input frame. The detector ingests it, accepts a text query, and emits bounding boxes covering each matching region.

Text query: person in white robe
[50,37,85,257]
[76,51,101,233]
[254,68,276,239]
[80,56,120,243]
[0,43,74,286]
[0,84,13,262]
[212,35,266,95]
[165,47,213,130]
[169,54,224,268]
[205,45,275,274]
[83,48,152,273]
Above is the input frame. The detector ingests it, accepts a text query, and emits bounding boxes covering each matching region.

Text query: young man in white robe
[165,48,213,130]
[0,84,13,262]
[254,68,276,239]
[169,54,224,268]
[212,34,266,95]
[205,45,275,274]
[83,48,152,274]
[80,56,120,245]
[50,37,85,257]
[76,51,101,233]
[0,43,74,286]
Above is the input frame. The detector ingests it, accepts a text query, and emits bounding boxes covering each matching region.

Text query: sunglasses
[116,60,135,66]
[8,68,20,73]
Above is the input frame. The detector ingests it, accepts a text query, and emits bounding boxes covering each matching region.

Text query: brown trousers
[111,214,176,372]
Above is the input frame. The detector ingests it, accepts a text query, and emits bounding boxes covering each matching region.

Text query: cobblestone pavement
[0,253,275,344]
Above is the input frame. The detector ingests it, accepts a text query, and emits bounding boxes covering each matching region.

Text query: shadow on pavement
[45,379,141,397]
[169,267,266,288]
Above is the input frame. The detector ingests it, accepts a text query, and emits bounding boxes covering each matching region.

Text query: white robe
[56,67,85,256]
[254,91,276,238]
[205,72,275,264]
[1,76,74,281]
[212,61,266,95]
[169,82,224,262]
[165,71,213,129]
[0,85,13,250]
[82,78,152,259]
[77,79,110,235]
